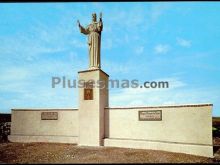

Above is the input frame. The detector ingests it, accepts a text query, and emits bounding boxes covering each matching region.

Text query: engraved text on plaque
[41,112,58,120]
[139,110,162,121]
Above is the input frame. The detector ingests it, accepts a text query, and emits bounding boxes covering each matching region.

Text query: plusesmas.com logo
[51,77,169,89]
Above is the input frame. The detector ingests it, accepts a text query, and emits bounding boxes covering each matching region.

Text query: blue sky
[0,2,220,116]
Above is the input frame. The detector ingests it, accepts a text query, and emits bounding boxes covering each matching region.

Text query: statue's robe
[79,21,103,69]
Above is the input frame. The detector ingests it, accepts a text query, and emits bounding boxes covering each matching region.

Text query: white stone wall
[9,109,78,143]
[104,104,213,157]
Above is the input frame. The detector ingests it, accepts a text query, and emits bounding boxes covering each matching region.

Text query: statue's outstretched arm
[77,20,89,35]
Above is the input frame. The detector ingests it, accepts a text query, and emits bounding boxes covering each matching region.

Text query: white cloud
[109,77,186,106]
[177,38,191,48]
[0,67,30,82]
[153,77,187,89]
[0,57,81,110]
[0,85,78,110]
[154,44,170,54]
[109,79,218,110]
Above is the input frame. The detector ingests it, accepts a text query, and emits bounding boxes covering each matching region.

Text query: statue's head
[92,13,97,22]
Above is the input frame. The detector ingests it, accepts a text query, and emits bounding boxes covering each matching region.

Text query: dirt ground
[0,142,219,163]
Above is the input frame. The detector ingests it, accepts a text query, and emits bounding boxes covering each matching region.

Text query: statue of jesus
[77,13,103,69]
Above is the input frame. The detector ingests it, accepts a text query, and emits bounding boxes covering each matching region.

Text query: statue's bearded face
[92,14,97,22]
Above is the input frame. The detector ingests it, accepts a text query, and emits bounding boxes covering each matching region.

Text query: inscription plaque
[41,112,58,120]
[84,81,94,100]
[138,110,162,121]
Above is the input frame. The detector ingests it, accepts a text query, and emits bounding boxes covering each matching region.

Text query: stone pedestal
[78,69,109,146]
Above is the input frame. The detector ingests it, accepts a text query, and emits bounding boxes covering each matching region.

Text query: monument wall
[9,109,79,143]
[8,103,213,157]
[104,104,213,157]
